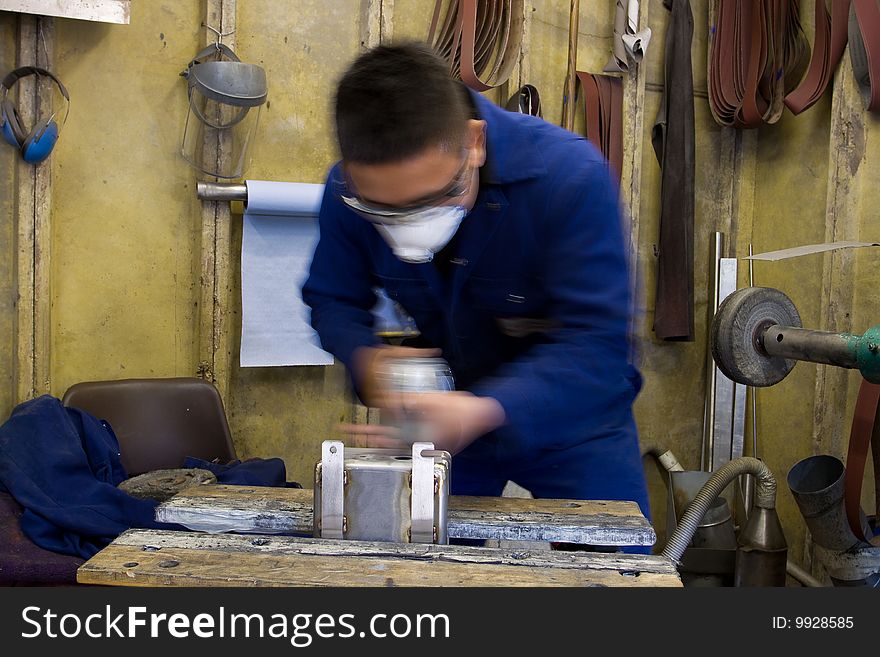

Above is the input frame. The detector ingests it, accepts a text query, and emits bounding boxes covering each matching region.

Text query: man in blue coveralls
[302,43,650,543]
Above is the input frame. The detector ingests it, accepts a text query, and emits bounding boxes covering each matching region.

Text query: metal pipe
[786,559,825,587]
[197,181,247,202]
[662,456,778,564]
[762,326,859,369]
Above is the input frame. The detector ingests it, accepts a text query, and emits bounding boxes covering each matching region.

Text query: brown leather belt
[784,0,849,115]
[712,0,880,121]
[652,0,695,341]
[575,72,623,181]
[709,0,809,127]
[428,0,523,92]
[845,380,880,545]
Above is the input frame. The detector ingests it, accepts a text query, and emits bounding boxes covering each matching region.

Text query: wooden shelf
[0,0,130,24]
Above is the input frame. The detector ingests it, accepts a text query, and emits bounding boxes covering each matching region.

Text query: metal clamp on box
[314,440,451,544]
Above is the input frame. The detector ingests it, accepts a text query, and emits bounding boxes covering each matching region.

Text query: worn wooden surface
[0,0,131,24]
[77,529,680,587]
[13,16,53,403]
[197,0,237,402]
[155,484,656,546]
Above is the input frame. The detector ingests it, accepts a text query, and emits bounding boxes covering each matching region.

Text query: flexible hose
[662,456,777,563]
[645,447,685,473]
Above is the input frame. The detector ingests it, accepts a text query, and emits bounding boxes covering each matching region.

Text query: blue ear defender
[0,66,69,163]
[22,119,58,163]
[1,114,20,147]
[1,98,26,147]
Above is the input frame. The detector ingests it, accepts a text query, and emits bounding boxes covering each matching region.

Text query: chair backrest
[61,377,237,476]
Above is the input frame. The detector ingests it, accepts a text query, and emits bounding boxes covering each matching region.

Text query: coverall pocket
[375,275,436,313]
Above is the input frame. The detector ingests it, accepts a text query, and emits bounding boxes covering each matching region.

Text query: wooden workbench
[77,529,681,587]
[155,485,657,547]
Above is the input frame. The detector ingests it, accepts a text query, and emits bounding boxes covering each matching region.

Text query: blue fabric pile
[0,395,297,558]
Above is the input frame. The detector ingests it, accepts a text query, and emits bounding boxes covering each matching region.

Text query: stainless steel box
[314,441,450,544]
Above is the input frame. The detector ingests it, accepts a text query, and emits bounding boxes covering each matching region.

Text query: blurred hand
[339,391,505,456]
[351,344,440,408]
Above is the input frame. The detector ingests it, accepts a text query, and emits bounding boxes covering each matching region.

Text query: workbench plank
[77,530,680,588]
[155,485,656,546]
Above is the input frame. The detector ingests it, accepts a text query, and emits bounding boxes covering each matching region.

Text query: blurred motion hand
[339,391,505,455]
[351,344,440,408]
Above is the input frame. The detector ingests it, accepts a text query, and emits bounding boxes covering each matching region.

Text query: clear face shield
[180,44,267,179]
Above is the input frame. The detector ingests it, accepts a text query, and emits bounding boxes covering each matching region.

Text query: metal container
[314,440,451,544]
[787,455,868,552]
[380,357,455,393]
[380,357,454,444]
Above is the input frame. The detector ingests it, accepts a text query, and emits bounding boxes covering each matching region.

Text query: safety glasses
[333,154,473,225]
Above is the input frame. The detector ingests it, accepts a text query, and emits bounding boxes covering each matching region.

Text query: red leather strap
[785,0,850,115]
[709,1,810,127]
[428,0,523,92]
[845,380,880,545]
[575,71,623,182]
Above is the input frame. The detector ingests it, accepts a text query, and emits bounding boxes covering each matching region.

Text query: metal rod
[743,243,757,519]
[761,326,859,370]
[197,181,247,202]
[786,559,825,587]
[712,257,740,472]
[748,243,757,461]
[703,232,724,471]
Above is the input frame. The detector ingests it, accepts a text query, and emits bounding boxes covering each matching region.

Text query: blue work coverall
[303,91,650,528]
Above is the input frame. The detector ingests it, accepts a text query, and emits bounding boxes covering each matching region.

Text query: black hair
[334,42,470,164]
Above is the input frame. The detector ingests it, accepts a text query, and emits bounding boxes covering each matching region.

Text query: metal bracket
[320,440,345,539]
[410,442,436,544]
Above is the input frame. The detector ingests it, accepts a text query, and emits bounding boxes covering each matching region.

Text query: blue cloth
[0,395,172,558]
[182,456,302,488]
[303,90,650,523]
[0,396,299,559]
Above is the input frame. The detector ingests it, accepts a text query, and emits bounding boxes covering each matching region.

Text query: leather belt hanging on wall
[575,72,623,182]
[783,0,848,116]
[708,0,809,128]
[710,1,880,124]
[652,0,695,342]
[785,0,880,115]
[505,83,542,117]
[849,0,880,112]
[845,380,880,546]
[428,0,524,92]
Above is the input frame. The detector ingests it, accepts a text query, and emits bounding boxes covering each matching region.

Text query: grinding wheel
[118,468,217,502]
[711,286,802,387]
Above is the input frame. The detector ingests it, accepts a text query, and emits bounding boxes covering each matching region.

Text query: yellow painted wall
[2,1,878,578]
[50,4,202,391]
[225,0,363,483]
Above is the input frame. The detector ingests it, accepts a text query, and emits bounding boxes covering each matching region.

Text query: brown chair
[0,377,236,585]
[61,377,237,475]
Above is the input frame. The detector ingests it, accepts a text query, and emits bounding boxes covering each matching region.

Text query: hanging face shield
[180,43,267,179]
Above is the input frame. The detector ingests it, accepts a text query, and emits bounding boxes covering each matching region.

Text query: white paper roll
[240,180,333,367]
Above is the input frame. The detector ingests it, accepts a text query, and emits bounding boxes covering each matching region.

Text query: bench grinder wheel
[711,286,803,387]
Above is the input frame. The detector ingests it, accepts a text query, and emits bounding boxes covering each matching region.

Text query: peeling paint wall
[1,1,878,580]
